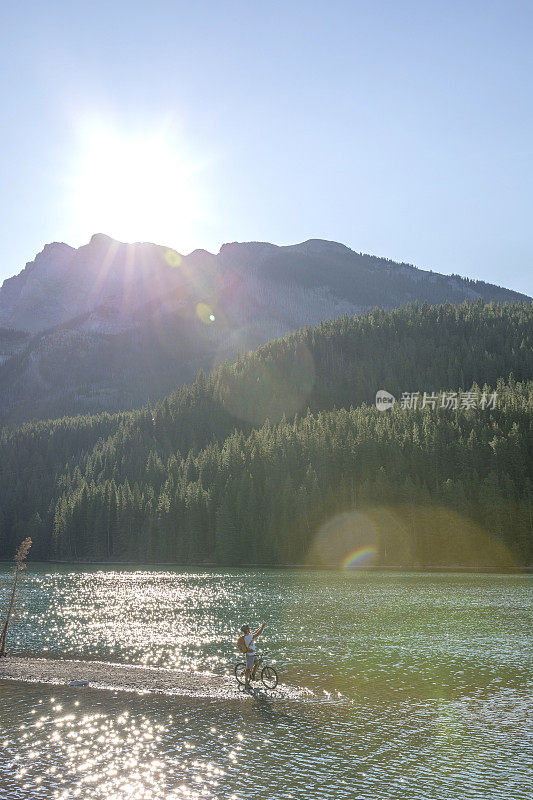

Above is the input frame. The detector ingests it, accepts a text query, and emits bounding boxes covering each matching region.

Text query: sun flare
[70,123,203,247]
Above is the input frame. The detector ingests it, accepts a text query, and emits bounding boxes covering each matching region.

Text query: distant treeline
[1,301,532,567]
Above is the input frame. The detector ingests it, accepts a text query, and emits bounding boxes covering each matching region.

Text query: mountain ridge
[1,234,529,335]
[0,234,530,425]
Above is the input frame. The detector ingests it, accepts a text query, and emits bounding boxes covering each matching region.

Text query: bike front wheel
[234,662,247,686]
[261,665,278,689]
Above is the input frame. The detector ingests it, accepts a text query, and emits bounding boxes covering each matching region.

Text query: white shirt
[243,633,255,654]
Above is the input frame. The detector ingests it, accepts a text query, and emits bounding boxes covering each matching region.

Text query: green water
[0,567,531,799]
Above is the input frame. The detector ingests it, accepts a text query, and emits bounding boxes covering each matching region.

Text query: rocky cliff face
[1,234,529,336]
[0,235,185,333]
[0,234,529,424]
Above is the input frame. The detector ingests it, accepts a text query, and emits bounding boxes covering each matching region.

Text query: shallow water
[1,567,532,799]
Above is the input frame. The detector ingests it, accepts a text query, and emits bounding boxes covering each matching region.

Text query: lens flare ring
[341,546,378,570]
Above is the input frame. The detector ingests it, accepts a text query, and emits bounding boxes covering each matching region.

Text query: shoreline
[0,656,253,700]
[0,561,529,573]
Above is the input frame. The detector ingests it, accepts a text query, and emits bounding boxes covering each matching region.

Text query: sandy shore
[0,656,249,699]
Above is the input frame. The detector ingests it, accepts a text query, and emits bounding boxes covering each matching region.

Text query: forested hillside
[1,301,531,567]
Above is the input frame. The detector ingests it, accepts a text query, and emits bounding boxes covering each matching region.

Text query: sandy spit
[0,656,248,699]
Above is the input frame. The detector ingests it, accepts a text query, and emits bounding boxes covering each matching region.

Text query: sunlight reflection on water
[1,568,532,799]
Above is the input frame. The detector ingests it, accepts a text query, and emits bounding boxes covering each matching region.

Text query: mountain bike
[234,651,279,689]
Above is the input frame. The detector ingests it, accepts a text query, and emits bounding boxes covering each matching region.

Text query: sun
[69,122,203,247]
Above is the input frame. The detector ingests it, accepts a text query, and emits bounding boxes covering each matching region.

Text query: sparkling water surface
[1,567,531,799]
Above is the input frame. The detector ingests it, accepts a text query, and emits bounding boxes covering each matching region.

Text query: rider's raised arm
[252,621,266,639]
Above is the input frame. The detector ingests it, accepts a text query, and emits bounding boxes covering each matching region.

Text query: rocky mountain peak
[218,241,279,270]
[28,241,74,271]
[289,239,351,255]
[87,232,118,250]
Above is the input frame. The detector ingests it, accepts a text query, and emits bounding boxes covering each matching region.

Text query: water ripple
[1,567,531,799]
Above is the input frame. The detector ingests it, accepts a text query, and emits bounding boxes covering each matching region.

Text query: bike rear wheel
[261,665,278,689]
[234,662,247,685]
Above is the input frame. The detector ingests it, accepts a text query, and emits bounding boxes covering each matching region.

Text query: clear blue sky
[1,0,532,294]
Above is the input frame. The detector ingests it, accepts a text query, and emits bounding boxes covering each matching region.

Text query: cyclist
[237,621,265,688]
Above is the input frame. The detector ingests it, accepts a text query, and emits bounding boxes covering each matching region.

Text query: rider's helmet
[241,624,250,633]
